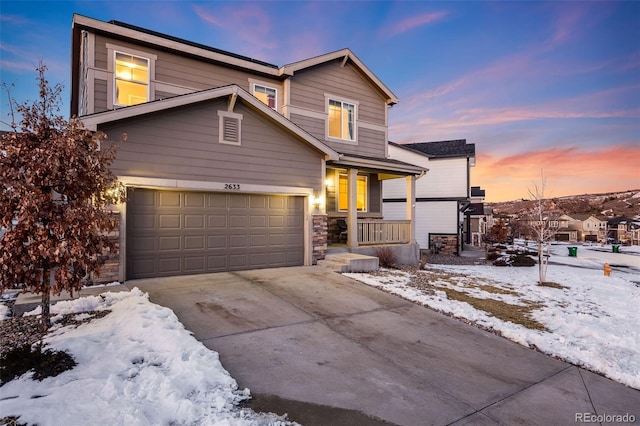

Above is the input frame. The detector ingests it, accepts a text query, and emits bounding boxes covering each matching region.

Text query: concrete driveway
[128,265,640,425]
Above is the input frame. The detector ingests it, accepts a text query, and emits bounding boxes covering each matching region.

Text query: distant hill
[488,189,640,219]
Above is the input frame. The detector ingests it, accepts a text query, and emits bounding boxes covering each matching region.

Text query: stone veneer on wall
[429,234,458,256]
[312,215,328,264]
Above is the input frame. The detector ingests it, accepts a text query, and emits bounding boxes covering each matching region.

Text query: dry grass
[538,281,568,290]
[438,287,549,331]
[475,284,520,296]
[409,269,548,332]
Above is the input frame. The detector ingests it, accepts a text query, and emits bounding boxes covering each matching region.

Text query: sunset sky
[1,1,638,202]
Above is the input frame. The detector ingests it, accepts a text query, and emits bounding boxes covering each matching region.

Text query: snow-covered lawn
[0,288,295,426]
[346,244,640,390]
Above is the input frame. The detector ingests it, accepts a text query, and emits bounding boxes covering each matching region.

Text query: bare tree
[527,171,558,285]
[1,63,125,330]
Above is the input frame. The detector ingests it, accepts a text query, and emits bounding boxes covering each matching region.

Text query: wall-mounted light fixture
[312,195,323,210]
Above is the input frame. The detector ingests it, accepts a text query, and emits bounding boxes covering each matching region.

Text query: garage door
[126,189,304,279]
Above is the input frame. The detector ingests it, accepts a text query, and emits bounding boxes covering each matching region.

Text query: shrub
[511,254,536,267]
[493,258,509,267]
[492,254,535,267]
[486,251,501,261]
[375,246,398,269]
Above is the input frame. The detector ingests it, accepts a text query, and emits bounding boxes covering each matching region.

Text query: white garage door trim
[118,176,314,197]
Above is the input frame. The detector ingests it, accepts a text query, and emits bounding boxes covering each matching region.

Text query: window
[218,111,243,145]
[114,52,149,106]
[328,99,355,141]
[338,174,367,212]
[253,84,277,109]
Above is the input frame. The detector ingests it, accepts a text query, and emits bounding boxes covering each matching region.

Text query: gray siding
[155,53,267,93]
[155,91,178,101]
[91,34,283,111]
[288,114,386,158]
[94,34,107,69]
[290,113,324,141]
[288,61,387,158]
[95,79,107,112]
[99,99,323,191]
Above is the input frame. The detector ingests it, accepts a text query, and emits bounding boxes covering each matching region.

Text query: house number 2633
[224,184,241,190]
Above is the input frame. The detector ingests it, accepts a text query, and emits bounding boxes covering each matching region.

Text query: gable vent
[223,116,239,142]
[217,110,243,145]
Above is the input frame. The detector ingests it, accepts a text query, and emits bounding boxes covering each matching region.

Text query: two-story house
[466,186,493,247]
[553,214,578,242]
[607,217,634,244]
[71,15,424,280]
[382,140,476,255]
[560,214,607,242]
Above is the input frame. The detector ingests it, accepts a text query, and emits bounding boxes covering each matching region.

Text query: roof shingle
[391,140,475,158]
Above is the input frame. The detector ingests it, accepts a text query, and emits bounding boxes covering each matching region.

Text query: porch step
[321,253,379,273]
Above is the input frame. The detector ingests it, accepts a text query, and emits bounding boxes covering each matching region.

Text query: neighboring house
[382,140,476,255]
[607,217,635,244]
[466,186,492,247]
[550,214,577,242]
[71,15,424,281]
[631,222,640,246]
[519,214,563,242]
[560,214,607,242]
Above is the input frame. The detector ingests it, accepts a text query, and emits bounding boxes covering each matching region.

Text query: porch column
[347,168,359,248]
[406,175,416,244]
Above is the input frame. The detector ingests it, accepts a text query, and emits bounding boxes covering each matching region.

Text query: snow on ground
[346,244,640,390]
[0,288,296,426]
[0,304,9,320]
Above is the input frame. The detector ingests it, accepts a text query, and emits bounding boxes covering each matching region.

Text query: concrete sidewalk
[128,266,640,425]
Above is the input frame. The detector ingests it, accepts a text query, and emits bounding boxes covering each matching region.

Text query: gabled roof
[280,49,399,105]
[390,140,475,159]
[608,217,633,225]
[72,14,280,77]
[108,19,278,70]
[79,85,339,161]
[569,213,607,221]
[71,15,399,105]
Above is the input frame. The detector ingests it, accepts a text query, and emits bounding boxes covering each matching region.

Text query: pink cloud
[0,15,32,25]
[398,83,640,138]
[0,59,39,72]
[551,7,585,44]
[384,11,448,37]
[473,145,640,201]
[619,51,640,72]
[192,5,224,27]
[193,3,277,54]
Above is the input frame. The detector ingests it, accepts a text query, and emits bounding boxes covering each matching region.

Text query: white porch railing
[357,220,411,245]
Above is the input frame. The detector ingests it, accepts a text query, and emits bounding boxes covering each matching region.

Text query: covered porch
[323,154,426,253]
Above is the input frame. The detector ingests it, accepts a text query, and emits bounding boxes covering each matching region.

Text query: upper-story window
[114,52,149,106]
[253,84,277,109]
[328,99,356,141]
